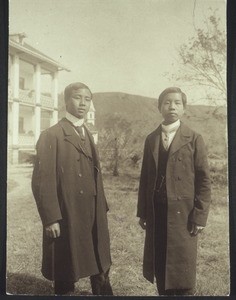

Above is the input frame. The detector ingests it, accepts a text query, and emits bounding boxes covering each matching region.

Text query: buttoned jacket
[137,122,211,288]
[32,118,111,281]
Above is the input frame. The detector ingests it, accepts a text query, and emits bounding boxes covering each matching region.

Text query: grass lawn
[6,164,230,296]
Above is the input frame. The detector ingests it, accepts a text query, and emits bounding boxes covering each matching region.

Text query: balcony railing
[19,89,35,105]
[8,86,54,109]
[18,134,35,147]
[41,94,54,109]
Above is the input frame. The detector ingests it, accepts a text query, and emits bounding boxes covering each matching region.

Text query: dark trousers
[54,269,113,295]
[54,280,74,295]
[90,269,113,295]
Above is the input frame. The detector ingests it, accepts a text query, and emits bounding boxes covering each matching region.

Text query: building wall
[41,70,53,94]
[41,110,52,131]
[8,103,13,146]
[8,37,67,163]
[19,106,34,134]
[19,60,34,90]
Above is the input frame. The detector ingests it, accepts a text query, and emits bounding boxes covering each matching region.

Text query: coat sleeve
[137,138,150,219]
[189,135,211,227]
[31,130,62,226]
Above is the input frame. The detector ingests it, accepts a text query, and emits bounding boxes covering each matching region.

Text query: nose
[169,102,176,110]
[79,97,86,105]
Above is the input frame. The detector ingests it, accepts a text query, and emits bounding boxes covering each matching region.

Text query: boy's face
[66,88,92,119]
[159,92,185,124]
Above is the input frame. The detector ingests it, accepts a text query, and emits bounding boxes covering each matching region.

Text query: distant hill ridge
[92,92,226,121]
[92,92,227,157]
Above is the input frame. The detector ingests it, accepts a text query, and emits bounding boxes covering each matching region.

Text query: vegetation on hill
[91,92,227,175]
[58,91,227,177]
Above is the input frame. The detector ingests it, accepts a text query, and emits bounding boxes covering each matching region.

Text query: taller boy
[32,82,113,295]
[137,87,211,295]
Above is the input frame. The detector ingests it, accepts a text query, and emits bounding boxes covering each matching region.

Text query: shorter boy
[137,87,211,295]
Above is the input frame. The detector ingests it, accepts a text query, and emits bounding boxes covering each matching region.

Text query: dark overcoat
[137,122,211,289]
[32,118,111,281]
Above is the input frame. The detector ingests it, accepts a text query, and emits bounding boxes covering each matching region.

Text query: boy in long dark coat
[32,82,113,295]
[137,87,211,295]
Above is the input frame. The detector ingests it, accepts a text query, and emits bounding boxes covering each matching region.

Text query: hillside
[58,91,227,157]
[92,92,227,157]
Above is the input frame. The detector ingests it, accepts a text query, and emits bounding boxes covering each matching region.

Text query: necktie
[75,126,85,142]
[162,125,179,150]
[162,132,170,150]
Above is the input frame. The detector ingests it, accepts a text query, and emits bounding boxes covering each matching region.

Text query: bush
[209,161,227,186]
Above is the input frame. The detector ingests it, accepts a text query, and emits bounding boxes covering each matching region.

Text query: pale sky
[9,0,226,103]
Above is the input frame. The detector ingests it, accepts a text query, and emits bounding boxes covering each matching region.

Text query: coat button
[80,190,84,194]
[178,157,182,161]
[177,211,181,214]
[177,196,181,201]
[78,173,82,177]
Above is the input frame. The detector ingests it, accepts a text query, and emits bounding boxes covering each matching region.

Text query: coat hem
[41,261,112,282]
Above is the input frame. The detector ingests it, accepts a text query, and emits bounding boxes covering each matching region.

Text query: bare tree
[99,114,142,176]
[168,9,226,107]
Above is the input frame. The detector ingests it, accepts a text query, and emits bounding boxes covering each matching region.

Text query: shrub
[209,161,227,186]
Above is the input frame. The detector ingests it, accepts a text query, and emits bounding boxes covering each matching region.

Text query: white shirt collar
[66,112,84,127]
[161,119,180,132]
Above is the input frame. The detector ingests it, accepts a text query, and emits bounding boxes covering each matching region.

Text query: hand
[139,218,147,230]
[45,222,60,238]
[190,223,205,236]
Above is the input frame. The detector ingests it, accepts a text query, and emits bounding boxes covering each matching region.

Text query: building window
[19,117,25,134]
[41,110,52,131]
[19,77,25,89]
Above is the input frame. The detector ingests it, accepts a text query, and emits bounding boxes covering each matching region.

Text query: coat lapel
[59,118,90,157]
[148,123,193,168]
[84,124,100,169]
[148,126,161,168]
[168,122,192,156]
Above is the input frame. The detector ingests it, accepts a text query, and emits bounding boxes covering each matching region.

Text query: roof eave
[9,40,71,72]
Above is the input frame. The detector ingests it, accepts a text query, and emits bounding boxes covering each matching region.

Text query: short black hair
[64,82,92,103]
[158,87,187,110]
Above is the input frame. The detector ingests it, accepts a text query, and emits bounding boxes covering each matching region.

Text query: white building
[8,33,98,162]
[86,100,98,144]
[8,33,69,163]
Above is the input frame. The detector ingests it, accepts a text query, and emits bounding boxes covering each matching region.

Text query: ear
[154,100,160,112]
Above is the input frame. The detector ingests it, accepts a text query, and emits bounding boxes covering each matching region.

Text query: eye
[73,96,81,100]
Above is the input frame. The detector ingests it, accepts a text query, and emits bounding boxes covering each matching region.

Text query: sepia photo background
[7,0,229,296]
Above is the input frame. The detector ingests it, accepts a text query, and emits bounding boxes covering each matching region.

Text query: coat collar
[168,122,192,157]
[148,122,192,167]
[59,118,96,160]
[83,124,100,168]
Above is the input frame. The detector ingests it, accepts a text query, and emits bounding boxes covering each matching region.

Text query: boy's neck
[162,119,180,126]
[66,111,84,126]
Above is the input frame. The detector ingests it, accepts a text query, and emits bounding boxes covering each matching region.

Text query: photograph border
[1,0,236,297]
